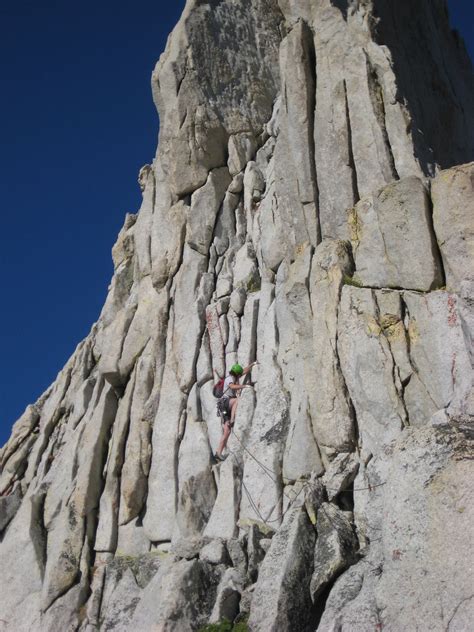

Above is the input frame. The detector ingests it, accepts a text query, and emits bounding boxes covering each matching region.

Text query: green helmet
[230,363,243,376]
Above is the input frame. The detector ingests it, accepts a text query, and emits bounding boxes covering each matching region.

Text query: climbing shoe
[214,452,227,463]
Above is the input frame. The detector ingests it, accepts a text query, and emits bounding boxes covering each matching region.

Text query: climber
[214,361,257,461]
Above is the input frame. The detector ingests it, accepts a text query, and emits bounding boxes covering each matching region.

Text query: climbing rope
[231,427,385,494]
[341,482,386,493]
[226,430,311,528]
[222,426,387,533]
[230,448,309,528]
[229,445,340,535]
[231,429,278,483]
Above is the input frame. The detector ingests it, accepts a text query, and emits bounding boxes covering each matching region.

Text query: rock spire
[1,1,473,630]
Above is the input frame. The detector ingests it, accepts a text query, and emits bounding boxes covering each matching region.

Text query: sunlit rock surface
[1,0,473,630]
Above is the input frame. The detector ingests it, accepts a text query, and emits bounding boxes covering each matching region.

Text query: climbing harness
[216,397,232,425]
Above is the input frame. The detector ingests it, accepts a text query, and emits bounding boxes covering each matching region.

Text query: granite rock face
[432,161,474,292]
[349,176,443,291]
[1,1,473,630]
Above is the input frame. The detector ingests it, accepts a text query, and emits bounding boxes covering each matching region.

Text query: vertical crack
[364,53,399,181]
[334,256,359,449]
[372,291,409,427]
[424,181,446,289]
[343,79,361,204]
[302,20,322,245]
[400,294,440,412]
[31,489,48,580]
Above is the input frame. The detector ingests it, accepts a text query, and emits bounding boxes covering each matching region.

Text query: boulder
[98,554,162,632]
[322,453,360,502]
[200,539,230,565]
[129,559,219,631]
[432,162,474,292]
[317,561,381,632]
[204,457,241,541]
[99,567,141,632]
[248,506,316,632]
[350,177,443,291]
[208,568,245,625]
[310,503,358,601]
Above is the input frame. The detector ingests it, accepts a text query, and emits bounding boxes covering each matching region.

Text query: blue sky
[0,1,472,447]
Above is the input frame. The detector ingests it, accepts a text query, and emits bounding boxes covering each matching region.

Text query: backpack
[212,378,225,398]
[216,397,231,421]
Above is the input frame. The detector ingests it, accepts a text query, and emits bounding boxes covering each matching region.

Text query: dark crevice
[42,423,65,477]
[80,517,97,608]
[335,479,354,512]
[343,80,361,205]
[392,297,412,414]
[175,60,189,98]
[400,294,440,412]
[111,372,137,542]
[306,248,315,317]
[29,368,74,482]
[349,399,360,449]
[343,281,429,293]
[364,52,399,181]
[173,401,186,517]
[146,170,157,276]
[165,228,186,297]
[424,182,446,289]
[89,561,108,630]
[43,576,82,615]
[95,413,118,516]
[209,191,233,260]
[177,192,192,206]
[310,581,336,631]
[108,306,138,391]
[300,20,321,246]
[30,489,48,580]
[373,291,409,426]
[334,260,359,450]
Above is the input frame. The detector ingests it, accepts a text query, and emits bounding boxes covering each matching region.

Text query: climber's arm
[242,361,258,375]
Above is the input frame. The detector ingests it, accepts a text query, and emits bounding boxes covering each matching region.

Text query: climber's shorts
[217,397,234,425]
